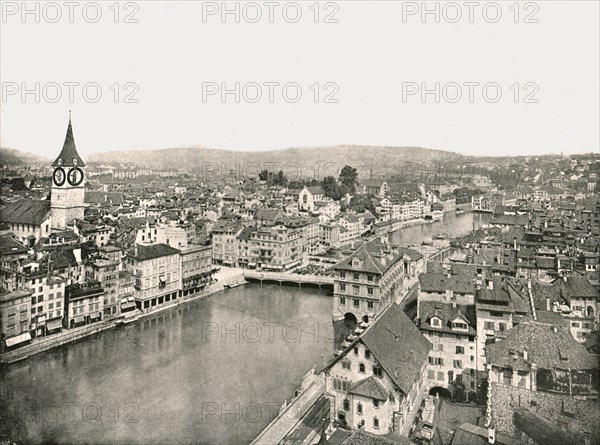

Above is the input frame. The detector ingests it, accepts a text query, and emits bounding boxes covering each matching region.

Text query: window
[367,274,373,282]
[353,298,360,307]
[353,273,359,280]
[373,400,379,408]
[431,318,440,327]
[343,399,350,411]
[437,372,444,381]
[373,417,379,429]
[373,366,383,378]
[340,272,345,279]
[342,361,351,370]
[454,360,463,369]
[367,301,374,309]
[367,287,374,296]
[365,350,370,359]
[339,297,346,306]
[354,347,359,356]
[353,285,359,295]
[498,323,507,332]
[357,403,363,414]
[428,370,435,379]
[359,363,365,373]
[436,343,444,352]
[456,346,464,354]
[470,355,474,362]
[339,283,346,292]
[484,321,495,330]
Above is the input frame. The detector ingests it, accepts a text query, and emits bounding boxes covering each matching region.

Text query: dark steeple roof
[52,113,85,167]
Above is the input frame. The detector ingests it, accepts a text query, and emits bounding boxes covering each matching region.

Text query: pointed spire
[52,112,85,167]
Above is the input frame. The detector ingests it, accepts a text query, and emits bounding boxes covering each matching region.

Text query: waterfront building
[126,243,181,312]
[0,288,33,353]
[180,245,214,297]
[211,220,243,266]
[64,279,104,328]
[23,270,66,337]
[333,237,406,323]
[322,303,431,436]
[90,256,121,320]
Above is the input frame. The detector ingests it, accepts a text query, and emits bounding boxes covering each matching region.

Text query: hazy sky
[1,1,598,159]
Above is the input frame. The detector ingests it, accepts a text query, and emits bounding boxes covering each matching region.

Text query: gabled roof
[487,320,598,371]
[419,273,475,295]
[0,235,28,256]
[334,238,403,275]
[52,116,85,167]
[128,243,180,261]
[0,200,51,225]
[556,275,598,299]
[418,301,477,335]
[348,376,389,401]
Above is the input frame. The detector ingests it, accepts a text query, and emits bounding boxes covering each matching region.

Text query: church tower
[51,114,86,230]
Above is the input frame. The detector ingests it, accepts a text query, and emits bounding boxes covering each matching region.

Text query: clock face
[67,167,84,186]
[53,167,66,186]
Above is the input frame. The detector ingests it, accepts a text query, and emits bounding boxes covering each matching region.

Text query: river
[389,210,492,246]
[0,284,333,445]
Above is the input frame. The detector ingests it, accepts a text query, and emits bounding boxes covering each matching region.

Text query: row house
[211,220,244,266]
[180,245,214,297]
[333,238,406,322]
[64,279,105,328]
[0,235,29,291]
[23,268,67,337]
[417,301,478,394]
[322,303,432,436]
[126,243,182,312]
[248,224,303,271]
[89,257,120,320]
[0,289,33,353]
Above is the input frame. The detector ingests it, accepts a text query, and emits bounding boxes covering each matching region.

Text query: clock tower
[51,114,86,230]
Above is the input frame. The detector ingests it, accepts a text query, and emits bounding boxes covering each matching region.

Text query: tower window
[73,159,78,165]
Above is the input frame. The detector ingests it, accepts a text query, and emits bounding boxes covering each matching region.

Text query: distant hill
[0,147,50,166]
[86,145,466,178]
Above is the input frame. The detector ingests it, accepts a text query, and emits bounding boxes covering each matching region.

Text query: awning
[121,302,136,311]
[73,316,86,324]
[90,312,102,321]
[5,332,32,347]
[46,318,63,331]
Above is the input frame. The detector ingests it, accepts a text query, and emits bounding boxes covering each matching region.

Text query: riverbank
[0,280,231,365]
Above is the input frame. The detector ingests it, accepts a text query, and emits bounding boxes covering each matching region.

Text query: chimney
[513,236,517,251]
[488,423,496,444]
[523,347,528,361]
[546,296,551,311]
[487,279,494,290]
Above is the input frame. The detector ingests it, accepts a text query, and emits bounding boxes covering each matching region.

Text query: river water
[389,210,492,246]
[0,285,333,445]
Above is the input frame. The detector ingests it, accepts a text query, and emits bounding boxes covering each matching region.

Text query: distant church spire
[52,112,85,167]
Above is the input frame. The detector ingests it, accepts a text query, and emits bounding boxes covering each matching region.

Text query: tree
[339,165,358,193]
[322,176,338,198]
[258,169,269,182]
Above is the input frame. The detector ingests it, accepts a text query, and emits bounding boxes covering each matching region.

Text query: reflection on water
[0,284,333,445]
[389,211,492,246]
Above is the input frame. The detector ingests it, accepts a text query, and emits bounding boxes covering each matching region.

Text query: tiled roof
[557,275,598,299]
[451,423,526,445]
[334,238,403,275]
[52,117,85,167]
[128,243,180,261]
[85,191,124,205]
[348,376,389,401]
[418,301,477,335]
[361,304,431,394]
[419,273,475,295]
[0,200,51,225]
[0,235,28,256]
[487,320,598,371]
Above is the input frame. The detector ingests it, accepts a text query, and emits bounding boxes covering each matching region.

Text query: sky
[1,0,599,159]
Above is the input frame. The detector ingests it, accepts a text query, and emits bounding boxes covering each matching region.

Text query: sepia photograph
[0,1,599,444]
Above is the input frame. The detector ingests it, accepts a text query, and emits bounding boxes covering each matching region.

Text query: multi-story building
[23,270,66,337]
[126,243,181,312]
[0,289,33,352]
[64,279,105,328]
[333,238,406,322]
[211,220,243,266]
[417,301,478,394]
[322,303,431,436]
[90,257,120,320]
[180,245,214,297]
[249,223,302,271]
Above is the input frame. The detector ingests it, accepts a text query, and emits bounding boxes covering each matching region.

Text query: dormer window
[431,317,441,327]
[452,321,468,330]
